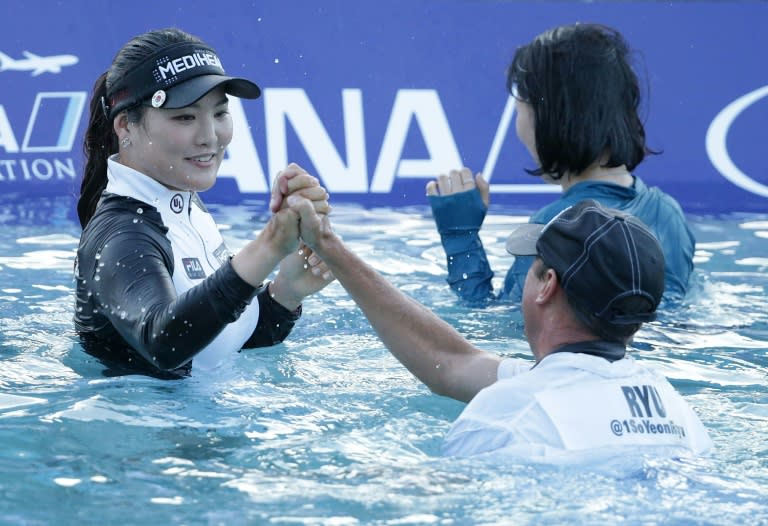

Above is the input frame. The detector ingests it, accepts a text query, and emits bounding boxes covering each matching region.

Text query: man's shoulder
[449,354,710,458]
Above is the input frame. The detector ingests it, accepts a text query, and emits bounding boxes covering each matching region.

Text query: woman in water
[427,23,695,304]
[74,28,333,378]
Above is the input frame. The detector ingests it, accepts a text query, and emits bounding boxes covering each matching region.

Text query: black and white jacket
[74,158,300,378]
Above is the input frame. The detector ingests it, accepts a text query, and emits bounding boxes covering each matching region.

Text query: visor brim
[159,74,261,108]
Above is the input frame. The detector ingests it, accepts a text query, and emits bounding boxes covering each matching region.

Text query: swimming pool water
[1,197,766,525]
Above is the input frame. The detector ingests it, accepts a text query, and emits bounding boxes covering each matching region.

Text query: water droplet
[136,208,143,214]
[462,273,468,279]
[274,58,280,64]
[95,253,101,260]
[303,263,308,269]
[133,218,138,223]
[94,276,101,281]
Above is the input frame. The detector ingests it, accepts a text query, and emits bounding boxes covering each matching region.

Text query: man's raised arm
[288,194,501,403]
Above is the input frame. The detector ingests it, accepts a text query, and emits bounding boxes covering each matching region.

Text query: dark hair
[77,28,204,228]
[534,257,641,345]
[506,23,657,181]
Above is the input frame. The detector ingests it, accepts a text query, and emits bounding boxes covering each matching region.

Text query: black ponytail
[78,72,115,228]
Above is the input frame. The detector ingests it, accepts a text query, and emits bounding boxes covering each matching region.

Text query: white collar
[106,156,192,216]
[536,351,640,378]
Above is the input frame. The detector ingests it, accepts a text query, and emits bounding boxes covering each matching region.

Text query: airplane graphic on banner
[0,51,78,76]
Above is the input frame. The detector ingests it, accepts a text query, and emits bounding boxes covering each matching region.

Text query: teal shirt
[429,177,695,304]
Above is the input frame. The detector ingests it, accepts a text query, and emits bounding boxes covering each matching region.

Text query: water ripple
[1,205,767,525]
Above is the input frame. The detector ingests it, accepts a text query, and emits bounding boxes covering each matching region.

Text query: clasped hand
[268,164,335,308]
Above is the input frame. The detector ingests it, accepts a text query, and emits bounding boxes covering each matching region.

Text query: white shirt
[443,352,712,459]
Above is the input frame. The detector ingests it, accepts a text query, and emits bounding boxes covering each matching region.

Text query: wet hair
[534,257,641,345]
[506,23,657,181]
[77,28,204,228]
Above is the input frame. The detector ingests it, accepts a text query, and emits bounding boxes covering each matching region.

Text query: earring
[121,137,131,148]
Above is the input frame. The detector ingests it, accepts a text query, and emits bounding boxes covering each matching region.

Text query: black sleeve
[242,284,302,349]
[90,229,258,371]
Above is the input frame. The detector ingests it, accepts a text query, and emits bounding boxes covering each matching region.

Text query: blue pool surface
[0,197,766,525]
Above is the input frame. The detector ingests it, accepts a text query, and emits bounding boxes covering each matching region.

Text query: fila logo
[182,258,206,279]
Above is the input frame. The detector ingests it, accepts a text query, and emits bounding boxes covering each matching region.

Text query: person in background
[426,23,695,304]
[284,196,711,458]
[74,28,333,378]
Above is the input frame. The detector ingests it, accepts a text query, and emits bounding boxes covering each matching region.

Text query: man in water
[286,196,711,458]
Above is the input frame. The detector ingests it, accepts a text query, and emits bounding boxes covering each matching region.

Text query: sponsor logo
[155,50,222,82]
[0,51,78,76]
[170,194,185,214]
[213,243,231,266]
[151,90,166,108]
[0,91,85,183]
[1,86,545,195]
[182,258,206,279]
[706,85,768,198]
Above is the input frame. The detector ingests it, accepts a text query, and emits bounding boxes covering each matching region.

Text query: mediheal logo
[155,50,222,81]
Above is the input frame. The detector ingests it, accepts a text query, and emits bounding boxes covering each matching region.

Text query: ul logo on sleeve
[170,193,184,214]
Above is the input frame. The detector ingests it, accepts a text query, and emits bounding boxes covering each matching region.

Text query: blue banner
[1,1,766,214]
